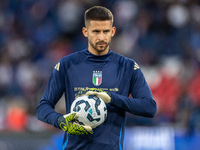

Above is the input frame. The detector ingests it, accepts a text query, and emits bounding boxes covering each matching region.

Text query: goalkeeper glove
[58,113,93,135]
[86,91,111,103]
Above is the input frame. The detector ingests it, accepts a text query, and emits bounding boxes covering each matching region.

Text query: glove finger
[64,113,76,121]
[74,113,79,120]
[73,129,92,135]
[69,129,83,135]
[98,92,111,103]
[77,130,92,135]
[73,124,93,134]
[63,113,72,118]
[82,125,92,132]
[86,91,98,96]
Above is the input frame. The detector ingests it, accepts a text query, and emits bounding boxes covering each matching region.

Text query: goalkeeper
[36,6,157,150]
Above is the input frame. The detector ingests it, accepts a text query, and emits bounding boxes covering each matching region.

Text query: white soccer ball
[70,95,107,129]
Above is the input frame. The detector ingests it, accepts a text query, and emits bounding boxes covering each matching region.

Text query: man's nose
[98,32,105,40]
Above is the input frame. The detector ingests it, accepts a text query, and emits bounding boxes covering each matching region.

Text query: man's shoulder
[111,51,141,73]
[57,49,87,70]
[60,49,87,62]
[111,51,135,65]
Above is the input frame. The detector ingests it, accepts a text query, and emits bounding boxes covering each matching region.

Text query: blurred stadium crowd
[0,0,200,135]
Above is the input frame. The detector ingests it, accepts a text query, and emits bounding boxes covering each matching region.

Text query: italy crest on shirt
[93,71,102,86]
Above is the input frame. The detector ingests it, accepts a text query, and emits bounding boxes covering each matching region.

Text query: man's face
[82,20,116,55]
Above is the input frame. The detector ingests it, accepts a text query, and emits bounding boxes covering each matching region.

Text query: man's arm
[36,61,93,134]
[87,67,157,118]
[36,64,65,128]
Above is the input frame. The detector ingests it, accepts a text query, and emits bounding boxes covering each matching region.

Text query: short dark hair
[84,6,114,27]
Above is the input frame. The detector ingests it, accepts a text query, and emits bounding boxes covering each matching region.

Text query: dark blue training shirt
[36,49,157,150]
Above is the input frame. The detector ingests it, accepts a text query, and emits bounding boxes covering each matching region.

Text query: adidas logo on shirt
[54,62,60,71]
[134,62,140,70]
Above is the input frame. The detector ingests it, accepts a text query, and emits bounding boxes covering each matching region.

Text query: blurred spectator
[0,50,13,97]
[57,0,84,34]
[167,2,189,28]
[5,96,29,132]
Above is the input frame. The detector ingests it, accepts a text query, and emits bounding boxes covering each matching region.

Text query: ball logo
[71,95,107,129]
[72,97,101,125]
[93,71,102,86]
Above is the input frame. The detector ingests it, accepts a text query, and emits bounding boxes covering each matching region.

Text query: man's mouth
[97,42,106,46]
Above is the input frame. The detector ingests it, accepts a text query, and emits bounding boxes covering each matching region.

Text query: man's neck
[88,47,109,56]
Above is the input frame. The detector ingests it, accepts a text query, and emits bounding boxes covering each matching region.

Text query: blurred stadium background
[0,0,200,149]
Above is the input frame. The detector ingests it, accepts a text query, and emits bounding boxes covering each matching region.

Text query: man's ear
[82,27,88,37]
[111,26,116,37]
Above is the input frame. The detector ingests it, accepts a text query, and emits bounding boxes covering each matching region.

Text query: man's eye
[104,30,110,33]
